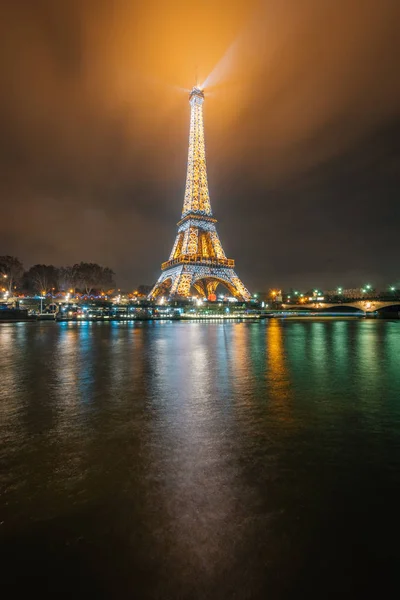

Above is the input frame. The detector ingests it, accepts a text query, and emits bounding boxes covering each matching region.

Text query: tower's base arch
[149,265,250,302]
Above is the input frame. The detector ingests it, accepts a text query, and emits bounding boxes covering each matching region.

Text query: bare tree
[59,265,78,292]
[24,264,59,295]
[101,267,116,293]
[74,262,115,295]
[0,256,24,294]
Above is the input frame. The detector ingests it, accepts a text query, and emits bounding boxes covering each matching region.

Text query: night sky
[1,0,399,291]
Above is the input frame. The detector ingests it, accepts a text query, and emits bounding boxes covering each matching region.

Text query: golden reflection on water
[230,323,252,399]
[265,320,294,425]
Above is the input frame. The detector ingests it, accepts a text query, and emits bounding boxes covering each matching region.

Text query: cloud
[0,0,399,289]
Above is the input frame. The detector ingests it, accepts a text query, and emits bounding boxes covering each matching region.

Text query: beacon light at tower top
[189,86,205,101]
[148,82,251,302]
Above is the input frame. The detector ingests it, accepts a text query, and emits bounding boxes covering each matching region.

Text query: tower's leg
[149,267,250,302]
[148,267,183,299]
[175,271,193,297]
[230,274,251,301]
[193,282,207,297]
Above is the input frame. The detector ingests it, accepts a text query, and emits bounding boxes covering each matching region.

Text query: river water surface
[1,319,400,598]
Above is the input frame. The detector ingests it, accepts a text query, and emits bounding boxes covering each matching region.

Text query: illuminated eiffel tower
[149,87,250,301]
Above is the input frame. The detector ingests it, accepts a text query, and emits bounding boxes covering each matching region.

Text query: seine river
[1,319,399,598]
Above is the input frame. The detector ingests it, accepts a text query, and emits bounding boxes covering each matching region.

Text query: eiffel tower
[149,87,250,301]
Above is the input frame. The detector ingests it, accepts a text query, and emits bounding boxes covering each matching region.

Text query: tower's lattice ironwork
[149,87,250,301]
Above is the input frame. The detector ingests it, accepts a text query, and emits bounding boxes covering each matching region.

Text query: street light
[338,287,343,294]
[390,286,395,292]
[41,290,46,314]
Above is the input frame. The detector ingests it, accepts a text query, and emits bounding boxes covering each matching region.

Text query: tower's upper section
[189,87,204,105]
[181,87,212,218]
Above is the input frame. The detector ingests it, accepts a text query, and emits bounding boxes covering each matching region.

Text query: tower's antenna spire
[184,86,208,216]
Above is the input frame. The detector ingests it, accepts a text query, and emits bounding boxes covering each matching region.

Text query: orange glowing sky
[1,0,399,289]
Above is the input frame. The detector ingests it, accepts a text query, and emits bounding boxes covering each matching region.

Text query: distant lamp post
[390,286,395,292]
[40,290,46,314]
[365,284,372,291]
[338,287,343,294]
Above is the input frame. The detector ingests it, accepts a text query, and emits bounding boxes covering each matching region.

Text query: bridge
[281,300,400,314]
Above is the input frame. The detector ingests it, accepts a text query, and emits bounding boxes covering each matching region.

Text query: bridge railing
[284,295,400,306]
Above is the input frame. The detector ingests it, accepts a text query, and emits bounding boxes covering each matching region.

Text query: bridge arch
[374,303,400,313]
[319,304,364,313]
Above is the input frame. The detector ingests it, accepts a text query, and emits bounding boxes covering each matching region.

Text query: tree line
[0,256,115,296]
